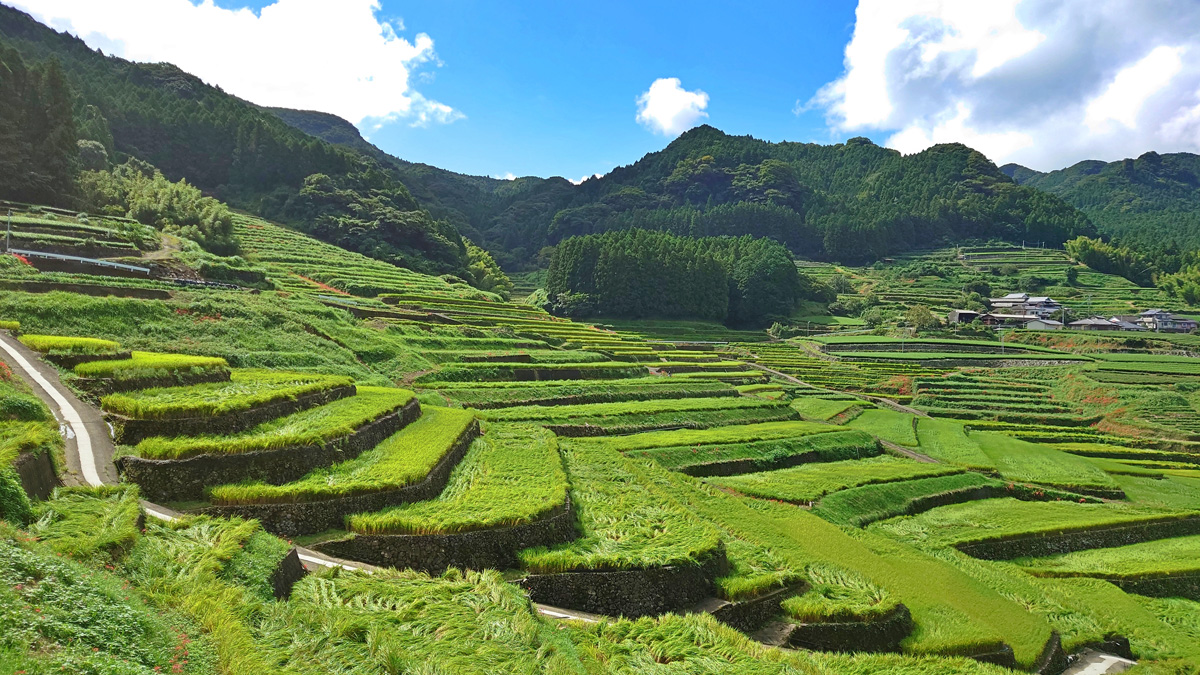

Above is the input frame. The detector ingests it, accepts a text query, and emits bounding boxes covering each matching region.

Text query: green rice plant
[75,351,229,380]
[848,408,920,446]
[101,370,353,419]
[972,431,1119,493]
[781,563,899,622]
[1015,534,1200,579]
[814,473,1002,527]
[207,405,471,504]
[791,397,867,420]
[436,379,733,408]
[347,423,566,534]
[629,429,880,473]
[915,418,996,469]
[261,566,586,674]
[131,386,414,460]
[0,320,17,331]
[707,456,962,504]
[1113,474,1200,510]
[573,420,839,453]
[418,361,647,383]
[518,441,722,573]
[480,395,780,423]
[870,497,1191,549]
[18,333,121,355]
[28,485,142,564]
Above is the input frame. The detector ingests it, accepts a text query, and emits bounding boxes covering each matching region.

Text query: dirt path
[0,332,117,485]
[754,364,930,418]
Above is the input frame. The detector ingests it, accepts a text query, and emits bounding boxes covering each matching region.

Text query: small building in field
[982,313,1036,327]
[1024,318,1063,331]
[1107,317,1145,331]
[1136,309,1198,333]
[988,292,1064,319]
[947,309,980,324]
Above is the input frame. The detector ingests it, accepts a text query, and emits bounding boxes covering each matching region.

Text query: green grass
[434,378,734,408]
[0,320,18,331]
[972,432,1119,493]
[707,456,962,504]
[915,418,996,469]
[781,563,899,622]
[571,420,840,453]
[75,350,229,379]
[629,429,880,473]
[791,397,866,420]
[28,485,143,564]
[130,386,414,460]
[1015,534,1200,579]
[347,423,566,534]
[18,333,120,355]
[479,394,778,422]
[517,441,722,573]
[207,405,471,504]
[871,498,1190,549]
[847,408,919,446]
[101,370,354,419]
[813,473,999,527]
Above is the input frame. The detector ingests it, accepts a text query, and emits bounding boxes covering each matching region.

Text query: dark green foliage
[546,229,825,326]
[0,45,77,205]
[1064,236,1154,286]
[80,159,237,254]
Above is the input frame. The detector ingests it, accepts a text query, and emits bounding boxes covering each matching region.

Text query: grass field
[707,456,962,503]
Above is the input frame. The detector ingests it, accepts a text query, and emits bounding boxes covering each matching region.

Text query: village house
[988,293,1064,319]
[1136,309,1198,333]
[1024,318,1063,330]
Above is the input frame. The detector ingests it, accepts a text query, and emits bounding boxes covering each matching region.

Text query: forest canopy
[544,229,831,326]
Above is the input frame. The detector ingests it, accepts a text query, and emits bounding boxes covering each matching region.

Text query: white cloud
[569,173,604,185]
[813,0,1200,170]
[492,172,517,180]
[10,0,462,130]
[636,78,709,136]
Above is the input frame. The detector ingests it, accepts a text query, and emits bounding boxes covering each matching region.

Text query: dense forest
[278,107,1099,269]
[0,5,471,279]
[544,229,831,326]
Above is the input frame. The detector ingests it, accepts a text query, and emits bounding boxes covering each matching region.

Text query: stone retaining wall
[517,548,729,618]
[14,450,57,500]
[109,384,357,445]
[0,280,172,300]
[117,399,421,502]
[313,492,576,573]
[956,515,1200,560]
[708,582,808,633]
[199,418,479,537]
[79,368,232,395]
[1033,632,1067,675]
[1110,573,1200,601]
[270,548,307,600]
[43,350,131,370]
[787,604,913,653]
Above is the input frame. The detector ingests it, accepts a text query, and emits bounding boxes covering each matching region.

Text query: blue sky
[15,1,1200,177]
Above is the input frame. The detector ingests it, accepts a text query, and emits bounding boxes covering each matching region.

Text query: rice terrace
[4,2,1200,674]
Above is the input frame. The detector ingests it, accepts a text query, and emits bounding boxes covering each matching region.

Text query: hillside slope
[1002,152,1200,252]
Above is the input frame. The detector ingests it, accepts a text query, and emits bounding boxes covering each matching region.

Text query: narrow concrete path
[0,332,117,485]
[1061,650,1136,675]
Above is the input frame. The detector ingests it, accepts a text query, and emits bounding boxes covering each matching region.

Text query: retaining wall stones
[108,384,357,445]
[1110,573,1200,602]
[270,548,307,600]
[117,399,421,502]
[79,368,232,395]
[706,582,808,633]
[517,548,729,618]
[313,492,576,572]
[43,350,131,370]
[1033,632,1067,675]
[956,515,1200,560]
[13,450,57,500]
[199,418,479,537]
[0,280,172,300]
[787,604,913,653]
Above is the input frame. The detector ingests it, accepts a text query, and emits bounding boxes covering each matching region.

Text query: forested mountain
[0,4,469,277]
[1002,152,1200,255]
[274,106,1098,268]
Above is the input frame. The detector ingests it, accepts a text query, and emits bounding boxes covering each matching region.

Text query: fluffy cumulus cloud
[812,0,1200,170]
[10,0,463,129]
[636,78,709,136]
